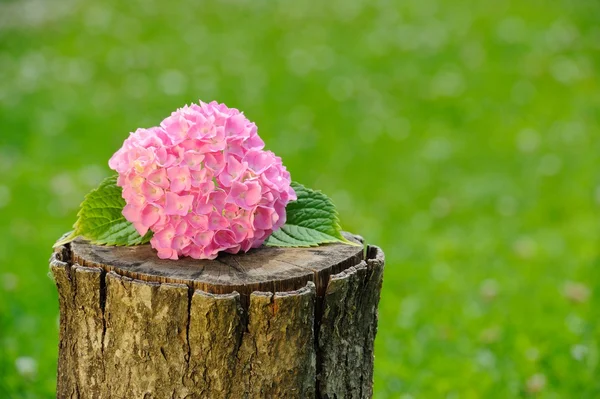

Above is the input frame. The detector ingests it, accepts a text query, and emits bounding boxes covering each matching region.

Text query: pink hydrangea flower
[109,100,296,260]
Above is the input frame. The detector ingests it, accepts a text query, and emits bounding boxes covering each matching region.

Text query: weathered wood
[72,267,105,397]
[231,284,316,398]
[70,234,364,301]
[103,273,190,397]
[50,252,77,398]
[318,246,385,398]
[50,234,385,398]
[185,290,244,396]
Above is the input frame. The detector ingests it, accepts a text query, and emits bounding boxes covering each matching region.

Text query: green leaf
[53,175,152,247]
[264,181,356,247]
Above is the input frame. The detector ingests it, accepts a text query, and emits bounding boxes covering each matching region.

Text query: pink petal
[136,127,166,148]
[244,150,274,174]
[251,229,269,246]
[212,110,228,126]
[227,155,245,176]
[214,229,237,249]
[187,213,208,229]
[165,192,194,216]
[240,239,253,253]
[122,203,144,223]
[194,230,214,246]
[258,190,274,205]
[108,151,128,174]
[197,181,215,196]
[218,155,246,187]
[208,211,229,230]
[160,114,190,144]
[128,175,145,190]
[155,147,176,168]
[156,247,178,260]
[122,187,146,206]
[202,245,220,260]
[195,196,213,215]
[243,131,265,150]
[198,126,226,152]
[244,181,262,207]
[131,153,155,177]
[223,203,239,220]
[153,226,176,248]
[194,112,216,138]
[227,181,258,210]
[141,181,164,202]
[225,138,245,158]
[224,244,242,254]
[225,114,247,137]
[141,204,161,228]
[183,244,203,259]
[204,152,225,175]
[208,190,227,212]
[218,172,234,187]
[270,207,285,231]
[179,138,203,152]
[133,222,149,236]
[260,166,286,191]
[175,220,189,236]
[183,151,205,170]
[288,186,297,201]
[190,169,210,188]
[207,139,227,153]
[229,181,247,201]
[147,169,169,189]
[253,206,275,230]
[167,166,191,193]
[231,222,248,242]
[172,235,191,251]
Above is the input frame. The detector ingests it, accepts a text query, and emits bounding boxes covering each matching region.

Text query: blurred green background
[1,0,599,397]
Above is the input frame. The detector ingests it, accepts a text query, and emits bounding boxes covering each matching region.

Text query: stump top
[65,232,364,298]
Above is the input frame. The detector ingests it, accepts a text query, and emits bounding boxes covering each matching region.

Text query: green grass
[1,0,600,397]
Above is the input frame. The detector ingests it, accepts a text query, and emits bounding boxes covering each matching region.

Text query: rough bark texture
[50,234,384,399]
[103,273,190,397]
[318,246,385,399]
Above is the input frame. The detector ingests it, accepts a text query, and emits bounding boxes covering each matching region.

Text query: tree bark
[50,233,384,398]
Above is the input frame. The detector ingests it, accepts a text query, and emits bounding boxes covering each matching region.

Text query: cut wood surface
[70,233,364,300]
[51,232,385,399]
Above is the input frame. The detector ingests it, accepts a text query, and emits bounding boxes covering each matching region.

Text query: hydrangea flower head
[109,101,296,260]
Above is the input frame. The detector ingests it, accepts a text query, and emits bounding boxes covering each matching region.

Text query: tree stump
[50,232,385,399]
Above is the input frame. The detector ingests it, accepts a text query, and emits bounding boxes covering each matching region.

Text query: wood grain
[70,232,363,302]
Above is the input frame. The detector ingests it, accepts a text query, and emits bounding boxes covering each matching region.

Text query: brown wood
[50,233,385,398]
[70,233,364,304]
[318,246,385,398]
